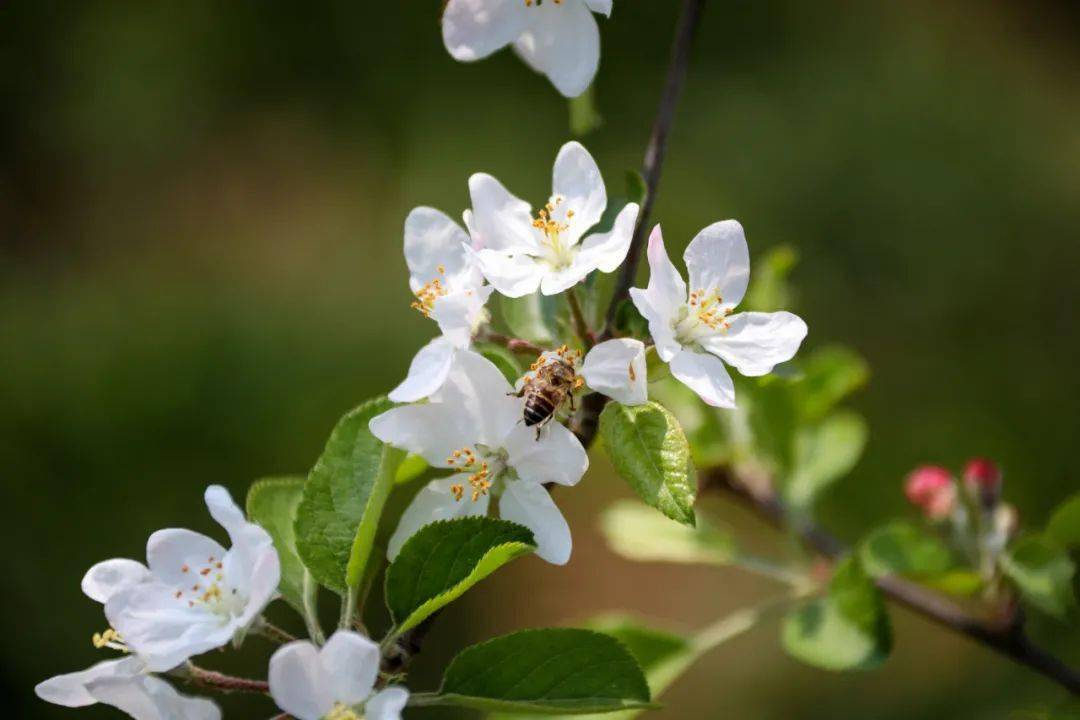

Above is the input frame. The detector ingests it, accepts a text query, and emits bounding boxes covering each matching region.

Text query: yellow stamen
[92,628,129,653]
[411,266,449,318]
[327,704,361,720]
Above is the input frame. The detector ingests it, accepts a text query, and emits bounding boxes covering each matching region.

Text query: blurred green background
[4,1,1079,717]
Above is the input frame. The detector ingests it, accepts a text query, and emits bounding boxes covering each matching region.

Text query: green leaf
[295,398,405,595]
[600,500,734,565]
[858,521,953,579]
[430,628,652,714]
[394,453,428,485]
[794,346,870,422]
[477,342,525,384]
[599,401,696,526]
[385,517,535,636]
[744,245,797,313]
[246,477,311,614]
[921,569,984,597]
[1047,494,1080,549]
[784,410,868,509]
[501,293,563,346]
[1000,535,1077,620]
[782,556,892,671]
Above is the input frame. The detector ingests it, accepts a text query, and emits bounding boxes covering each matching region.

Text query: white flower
[442,0,613,98]
[580,338,647,406]
[468,141,639,298]
[390,207,494,403]
[36,656,220,720]
[90,486,280,672]
[629,222,808,408]
[370,349,588,565]
[269,631,408,720]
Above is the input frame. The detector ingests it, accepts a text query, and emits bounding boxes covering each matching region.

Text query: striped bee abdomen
[523,389,560,426]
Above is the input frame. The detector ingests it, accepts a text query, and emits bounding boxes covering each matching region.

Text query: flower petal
[443,0,531,62]
[369,402,470,468]
[628,226,685,361]
[576,202,639,274]
[387,475,490,560]
[683,220,750,309]
[669,348,737,408]
[145,529,227,589]
[320,631,380,706]
[404,207,473,293]
[366,687,410,720]
[434,350,521,447]
[700,311,808,377]
[513,0,600,98]
[269,641,334,720]
[88,675,222,720]
[474,248,545,298]
[551,141,606,243]
[467,173,537,253]
[388,336,457,403]
[204,485,281,623]
[499,480,572,565]
[580,338,647,405]
[35,657,144,708]
[538,262,591,296]
[82,559,150,604]
[583,0,613,17]
[432,285,494,346]
[503,420,589,487]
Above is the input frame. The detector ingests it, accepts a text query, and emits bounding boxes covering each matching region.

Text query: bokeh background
[4,1,1080,717]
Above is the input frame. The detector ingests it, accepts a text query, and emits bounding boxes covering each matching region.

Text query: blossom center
[327,703,361,720]
[532,197,576,270]
[411,264,448,318]
[446,445,507,502]
[174,556,247,619]
[674,287,732,343]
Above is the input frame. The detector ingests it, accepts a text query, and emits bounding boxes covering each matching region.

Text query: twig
[700,466,1080,695]
[477,330,545,356]
[175,662,270,695]
[253,618,297,645]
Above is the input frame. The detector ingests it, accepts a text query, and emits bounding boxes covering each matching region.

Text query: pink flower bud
[904,465,957,520]
[963,457,1002,507]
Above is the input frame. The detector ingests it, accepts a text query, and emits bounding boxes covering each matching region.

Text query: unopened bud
[963,457,1002,507]
[904,465,957,521]
[993,503,1019,540]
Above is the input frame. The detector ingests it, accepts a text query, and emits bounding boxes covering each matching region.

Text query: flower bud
[993,503,1019,540]
[963,457,1002,507]
[904,465,957,520]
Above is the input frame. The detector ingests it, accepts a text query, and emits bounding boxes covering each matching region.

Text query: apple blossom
[370,349,588,565]
[963,457,1002,507]
[442,0,614,98]
[89,486,280,672]
[269,631,408,720]
[904,465,957,521]
[468,141,639,298]
[36,656,220,720]
[391,207,494,403]
[629,222,808,408]
[580,338,648,406]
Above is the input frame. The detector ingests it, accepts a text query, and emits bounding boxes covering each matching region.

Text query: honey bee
[514,346,584,439]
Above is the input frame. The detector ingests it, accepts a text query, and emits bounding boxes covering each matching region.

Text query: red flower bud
[905,465,956,520]
[963,457,1002,507]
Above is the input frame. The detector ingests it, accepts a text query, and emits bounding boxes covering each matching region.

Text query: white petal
[551,141,606,243]
[467,173,538,253]
[513,0,600,98]
[474,248,545,298]
[204,485,247,537]
[82,559,150,604]
[700,311,808,377]
[320,631,380,705]
[432,285,494,346]
[576,202,639,273]
[88,675,221,720]
[370,403,467,468]
[387,475,490,560]
[435,350,521,447]
[499,480,572,565]
[269,641,334,720]
[233,543,281,630]
[366,687,410,720]
[629,226,685,361]
[35,657,143,708]
[404,207,472,293]
[145,529,227,588]
[580,338,647,405]
[538,262,591,296]
[684,220,750,309]
[388,337,457,403]
[443,0,531,62]
[583,0,613,17]
[503,421,588,487]
[669,348,736,408]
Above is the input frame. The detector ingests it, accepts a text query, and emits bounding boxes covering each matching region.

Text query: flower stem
[176,662,269,695]
[339,584,359,630]
[253,617,297,645]
[301,570,326,645]
[565,288,594,348]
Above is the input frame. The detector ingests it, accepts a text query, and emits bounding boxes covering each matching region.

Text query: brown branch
[477,330,545,356]
[176,662,270,695]
[700,467,1080,695]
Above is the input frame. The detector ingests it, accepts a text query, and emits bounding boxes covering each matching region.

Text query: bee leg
[507,387,526,398]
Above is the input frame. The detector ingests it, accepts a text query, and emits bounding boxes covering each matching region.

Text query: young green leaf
[858,521,953,579]
[501,293,562,345]
[599,401,696,526]
[429,628,652,714]
[784,410,868,509]
[743,244,797,313]
[1047,494,1080,549]
[1000,535,1077,620]
[782,556,892,671]
[600,500,734,565]
[476,342,525,384]
[246,476,311,614]
[794,345,870,422]
[385,517,535,636]
[295,397,405,595]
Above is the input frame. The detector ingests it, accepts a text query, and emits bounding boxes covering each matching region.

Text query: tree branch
[700,466,1080,695]
[176,663,270,695]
